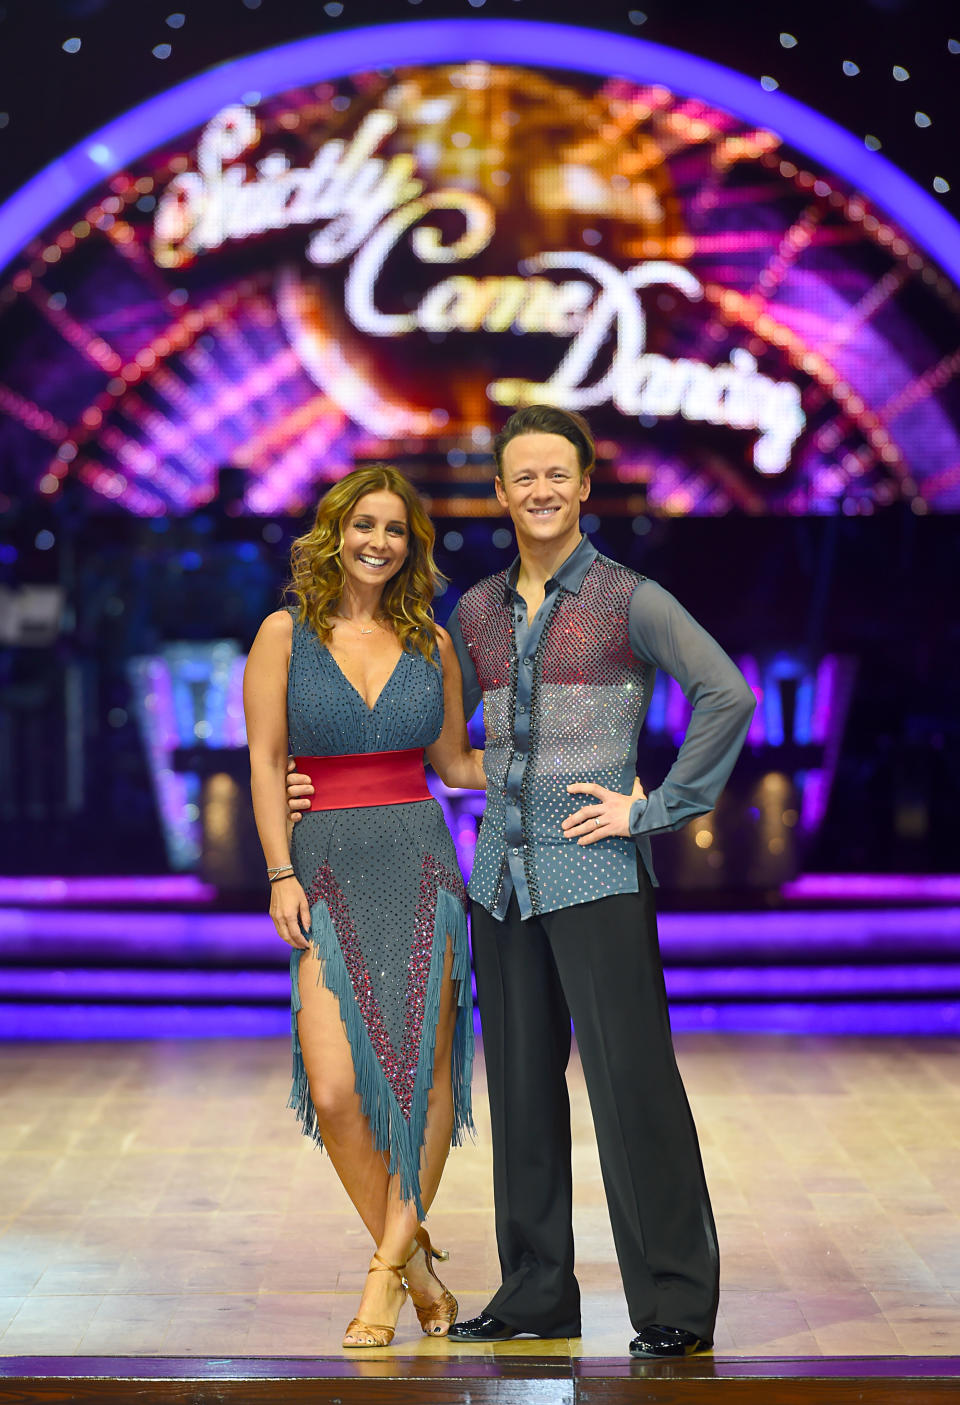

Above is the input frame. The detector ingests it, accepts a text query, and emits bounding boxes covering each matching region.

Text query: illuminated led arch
[0,18,958,281]
[2,20,959,518]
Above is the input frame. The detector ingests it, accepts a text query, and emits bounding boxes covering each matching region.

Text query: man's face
[494,432,590,549]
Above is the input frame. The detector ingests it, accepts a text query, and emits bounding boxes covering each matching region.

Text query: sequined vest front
[458,554,650,918]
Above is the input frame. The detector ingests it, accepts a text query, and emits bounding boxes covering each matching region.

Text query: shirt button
[513,847,520,854]
[518,705,525,713]
[515,751,522,760]
[524,657,533,666]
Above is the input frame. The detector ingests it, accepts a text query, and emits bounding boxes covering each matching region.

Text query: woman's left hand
[562,777,646,845]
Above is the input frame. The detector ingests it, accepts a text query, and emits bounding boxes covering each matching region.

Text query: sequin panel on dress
[308,862,399,1099]
[398,857,467,1118]
[307,856,465,1119]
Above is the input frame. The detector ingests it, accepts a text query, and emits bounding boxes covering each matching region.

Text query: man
[288,407,755,1357]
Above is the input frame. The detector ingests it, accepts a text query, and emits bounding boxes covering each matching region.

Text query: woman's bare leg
[295,939,462,1340]
[404,938,461,1333]
[296,951,390,1238]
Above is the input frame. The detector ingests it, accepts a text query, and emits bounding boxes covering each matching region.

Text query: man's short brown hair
[493,405,596,480]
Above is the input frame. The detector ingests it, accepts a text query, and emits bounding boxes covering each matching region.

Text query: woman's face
[339,490,410,594]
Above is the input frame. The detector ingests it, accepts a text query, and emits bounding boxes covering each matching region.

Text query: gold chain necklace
[333,615,380,636]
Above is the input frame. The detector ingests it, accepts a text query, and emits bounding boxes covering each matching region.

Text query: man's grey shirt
[447,535,756,921]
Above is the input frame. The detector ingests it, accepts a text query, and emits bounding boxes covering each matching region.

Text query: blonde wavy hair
[287,465,442,661]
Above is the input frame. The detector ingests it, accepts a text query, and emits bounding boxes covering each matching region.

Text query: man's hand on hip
[562,777,646,845]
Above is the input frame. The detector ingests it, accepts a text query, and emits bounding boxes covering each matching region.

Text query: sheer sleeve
[628,578,756,838]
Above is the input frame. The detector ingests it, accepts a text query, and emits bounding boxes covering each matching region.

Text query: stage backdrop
[0,20,958,889]
[1,19,959,521]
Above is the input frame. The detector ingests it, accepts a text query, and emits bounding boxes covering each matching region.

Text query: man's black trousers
[470,865,719,1340]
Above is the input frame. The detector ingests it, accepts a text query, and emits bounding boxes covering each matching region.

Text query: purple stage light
[0,968,290,1001]
[2,999,958,1041]
[639,654,853,843]
[0,875,216,904]
[657,907,960,959]
[0,908,281,964]
[0,1003,290,1041]
[663,964,960,998]
[3,904,960,965]
[670,1002,960,1037]
[801,656,857,832]
[2,899,959,1040]
[4,963,958,1005]
[783,873,960,901]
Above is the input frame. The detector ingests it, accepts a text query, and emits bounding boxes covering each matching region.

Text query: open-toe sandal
[342,1251,409,1348]
[407,1227,458,1337]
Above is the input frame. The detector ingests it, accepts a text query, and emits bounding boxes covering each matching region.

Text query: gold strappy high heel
[407,1227,458,1337]
[342,1251,409,1348]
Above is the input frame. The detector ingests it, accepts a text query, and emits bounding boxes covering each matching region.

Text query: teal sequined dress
[286,616,473,1214]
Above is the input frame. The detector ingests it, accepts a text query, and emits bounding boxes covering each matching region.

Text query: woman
[243,465,485,1348]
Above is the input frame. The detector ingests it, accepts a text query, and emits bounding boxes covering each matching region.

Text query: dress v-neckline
[325,645,405,713]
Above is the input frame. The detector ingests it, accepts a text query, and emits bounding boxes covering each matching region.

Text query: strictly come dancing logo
[152,69,806,478]
[4,43,955,519]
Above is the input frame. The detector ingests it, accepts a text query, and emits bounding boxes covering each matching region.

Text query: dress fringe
[288,887,474,1218]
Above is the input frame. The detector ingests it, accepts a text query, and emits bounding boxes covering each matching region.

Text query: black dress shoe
[447,1314,519,1342]
[448,1313,582,1342]
[628,1324,712,1358]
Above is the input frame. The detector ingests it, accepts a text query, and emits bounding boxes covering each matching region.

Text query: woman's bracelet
[267,864,294,882]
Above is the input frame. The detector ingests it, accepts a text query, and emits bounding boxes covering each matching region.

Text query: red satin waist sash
[294,748,431,811]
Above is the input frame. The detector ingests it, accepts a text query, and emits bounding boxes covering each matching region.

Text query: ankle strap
[371,1251,408,1284]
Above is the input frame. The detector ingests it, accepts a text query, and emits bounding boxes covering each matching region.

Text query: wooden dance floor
[1,1033,959,1402]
